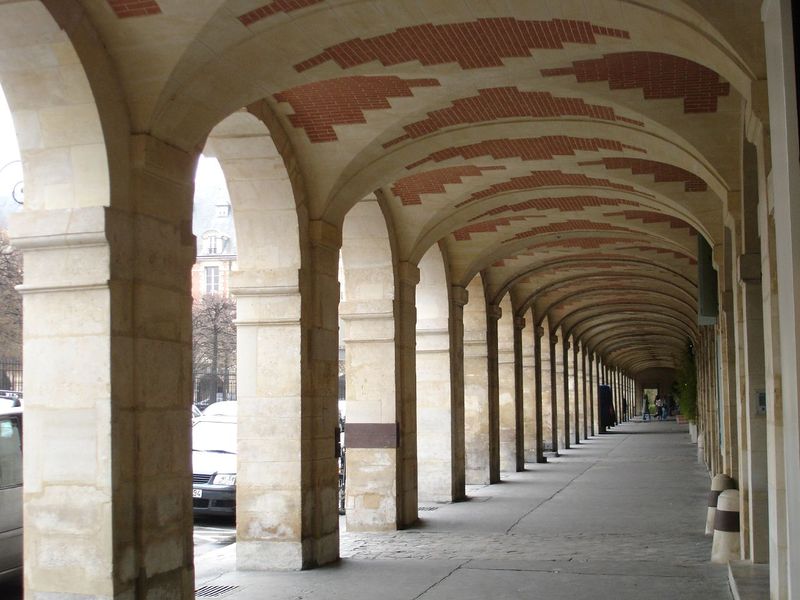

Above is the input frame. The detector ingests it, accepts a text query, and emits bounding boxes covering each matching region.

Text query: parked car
[202,401,237,417]
[0,407,22,580]
[192,415,236,516]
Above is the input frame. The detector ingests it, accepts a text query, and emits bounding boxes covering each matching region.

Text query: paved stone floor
[196,419,732,599]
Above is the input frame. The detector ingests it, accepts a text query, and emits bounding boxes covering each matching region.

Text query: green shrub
[673,339,697,421]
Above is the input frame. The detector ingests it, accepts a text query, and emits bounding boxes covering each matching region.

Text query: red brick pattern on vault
[453,216,530,241]
[107,0,161,18]
[475,195,639,220]
[461,171,646,207]
[239,0,324,25]
[580,157,707,191]
[407,136,645,169]
[274,76,440,142]
[387,88,642,148]
[523,237,651,251]
[295,18,629,72]
[504,219,632,242]
[603,210,696,232]
[391,165,506,206]
[542,52,730,113]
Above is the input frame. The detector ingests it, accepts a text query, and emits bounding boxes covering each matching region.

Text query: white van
[0,408,22,580]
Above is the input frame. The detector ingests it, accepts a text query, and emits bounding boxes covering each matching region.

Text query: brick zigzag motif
[239,0,324,26]
[521,239,695,264]
[542,52,731,113]
[391,165,506,206]
[295,18,629,72]
[107,0,161,18]
[407,136,645,170]
[274,76,440,143]
[580,158,707,192]
[386,88,643,148]
[460,170,651,207]
[603,209,697,233]
[522,236,652,251]
[452,216,535,241]
[473,196,640,222]
[629,246,697,264]
[503,219,634,243]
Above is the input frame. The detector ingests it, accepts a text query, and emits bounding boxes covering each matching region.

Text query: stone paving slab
[196,420,732,599]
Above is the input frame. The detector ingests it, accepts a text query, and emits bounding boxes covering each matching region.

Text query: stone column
[573,342,580,444]
[561,336,571,449]
[763,1,800,588]
[464,284,491,484]
[549,333,560,453]
[341,263,419,531]
[14,144,197,597]
[486,304,502,482]
[234,220,340,569]
[521,318,537,463]
[498,305,517,473]
[448,286,468,499]
[581,348,588,438]
[738,254,769,562]
[395,263,420,526]
[588,353,596,435]
[512,316,526,470]
[532,325,547,462]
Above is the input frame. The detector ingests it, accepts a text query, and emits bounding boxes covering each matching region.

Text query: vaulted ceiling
[79,0,765,374]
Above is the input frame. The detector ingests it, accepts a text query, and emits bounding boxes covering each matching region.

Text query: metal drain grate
[418,506,439,511]
[195,585,240,598]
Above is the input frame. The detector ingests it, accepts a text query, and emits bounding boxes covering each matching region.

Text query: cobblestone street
[197,420,732,599]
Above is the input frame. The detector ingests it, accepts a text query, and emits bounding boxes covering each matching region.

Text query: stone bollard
[705,474,736,535]
[711,489,740,563]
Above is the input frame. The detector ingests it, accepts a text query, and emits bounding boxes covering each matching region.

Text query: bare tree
[0,230,22,360]
[192,294,236,404]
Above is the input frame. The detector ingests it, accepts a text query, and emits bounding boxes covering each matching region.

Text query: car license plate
[192,488,202,498]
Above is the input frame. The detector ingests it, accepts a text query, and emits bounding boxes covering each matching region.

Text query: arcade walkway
[196,421,731,599]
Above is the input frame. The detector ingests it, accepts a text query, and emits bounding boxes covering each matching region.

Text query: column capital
[738,253,762,284]
[514,316,526,330]
[397,261,421,286]
[309,219,341,250]
[535,325,545,338]
[450,285,469,307]
[487,304,502,321]
[549,334,559,345]
[587,353,594,363]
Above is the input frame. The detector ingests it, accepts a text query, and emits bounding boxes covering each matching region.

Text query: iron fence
[193,366,236,410]
[0,358,22,393]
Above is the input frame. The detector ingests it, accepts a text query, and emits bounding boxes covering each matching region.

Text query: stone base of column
[237,533,339,571]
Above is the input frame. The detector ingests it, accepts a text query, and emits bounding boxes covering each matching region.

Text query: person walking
[655,396,664,421]
[642,395,650,421]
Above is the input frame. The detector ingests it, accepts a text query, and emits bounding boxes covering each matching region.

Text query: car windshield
[192,421,237,454]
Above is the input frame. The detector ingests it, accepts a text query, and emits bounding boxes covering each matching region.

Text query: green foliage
[673,339,697,421]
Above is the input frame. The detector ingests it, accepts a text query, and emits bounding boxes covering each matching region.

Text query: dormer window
[216,204,231,218]
[208,235,219,255]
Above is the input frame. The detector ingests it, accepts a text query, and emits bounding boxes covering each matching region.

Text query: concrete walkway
[196,420,732,599]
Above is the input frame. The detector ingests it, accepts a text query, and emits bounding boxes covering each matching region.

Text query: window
[0,416,22,488]
[207,235,219,255]
[205,266,220,294]
[215,204,230,218]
